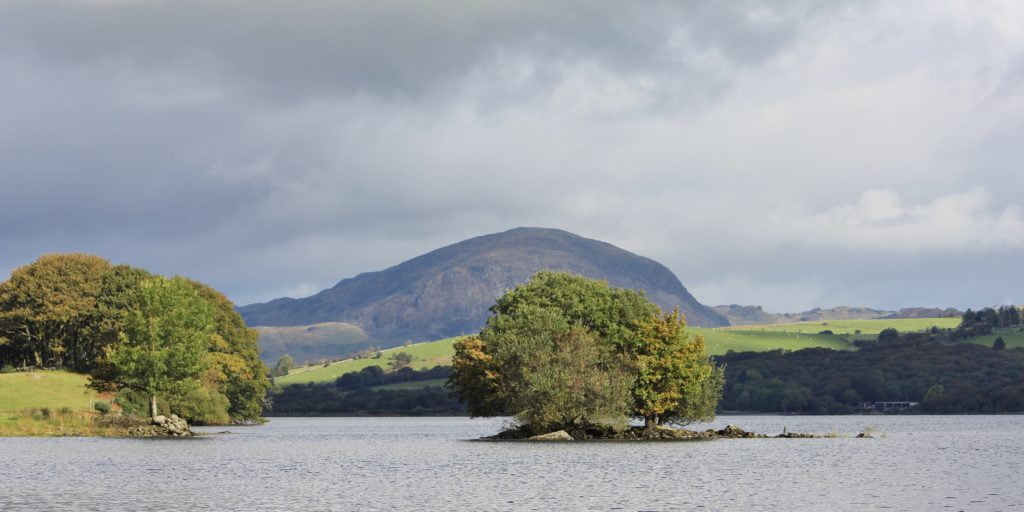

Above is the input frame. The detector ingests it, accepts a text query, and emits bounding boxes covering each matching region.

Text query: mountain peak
[240,228,727,344]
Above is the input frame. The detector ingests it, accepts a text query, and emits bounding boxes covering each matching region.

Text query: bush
[994,337,1006,350]
[0,364,15,374]
[166,387,231,425]
[93,401,112,414]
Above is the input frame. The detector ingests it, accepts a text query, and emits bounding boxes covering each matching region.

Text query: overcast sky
[1,1,1022,312]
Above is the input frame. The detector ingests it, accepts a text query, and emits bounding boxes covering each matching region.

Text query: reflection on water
[3,416,1024,511]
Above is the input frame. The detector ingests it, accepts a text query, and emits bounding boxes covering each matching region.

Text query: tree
[0,254,113,369]
[486,271,659,352]
[516,326,633,431]
[451,305,633,432]
[994,337,1006,350]
[389,352,413,369]
[106,277,214,422]
[448,272,725,433]
[877,328,899,344]
[186,279,269,423]
[924,384,945,403]
[272,355,295,377]
[633,310,723,429]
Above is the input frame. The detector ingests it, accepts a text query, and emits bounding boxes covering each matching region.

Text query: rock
[152,415,167,425]
[718,424,751,438]
[856,433,873,439]
[776,432,818,438]
[527,430,573,441]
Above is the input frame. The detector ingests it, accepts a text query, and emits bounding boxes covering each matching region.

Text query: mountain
[714,304,962,326]
[240,227,728,345]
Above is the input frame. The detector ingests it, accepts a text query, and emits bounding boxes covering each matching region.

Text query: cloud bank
[0,1,1021,312]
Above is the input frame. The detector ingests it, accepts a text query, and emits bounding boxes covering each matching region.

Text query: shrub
[93,401,112,414]
[0,364,15,374]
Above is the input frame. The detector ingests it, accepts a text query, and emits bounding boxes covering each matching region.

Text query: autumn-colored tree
[449,336,499,416]
[0,254,112,369]
[634,310,724,429]
[186,279,269,423]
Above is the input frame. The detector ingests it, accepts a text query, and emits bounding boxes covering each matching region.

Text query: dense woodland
[268,366,461,416]
[719,336,1024,413]
[0,254,269,424]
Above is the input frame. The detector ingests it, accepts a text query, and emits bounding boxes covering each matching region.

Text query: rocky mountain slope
[240,227,727,345]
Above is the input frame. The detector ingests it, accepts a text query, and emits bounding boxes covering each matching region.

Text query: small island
[447,272,823,441]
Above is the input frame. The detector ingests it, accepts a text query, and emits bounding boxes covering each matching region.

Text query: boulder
[527,430,573,441]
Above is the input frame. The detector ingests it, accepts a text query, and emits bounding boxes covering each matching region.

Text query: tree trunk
[644,415,658,431]
[149,395,159,422]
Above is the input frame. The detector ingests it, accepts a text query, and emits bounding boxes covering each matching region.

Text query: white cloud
[768,188,1024,252]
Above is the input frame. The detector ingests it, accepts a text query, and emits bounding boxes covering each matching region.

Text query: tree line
[0,254,269,424]
[718,330,1024,414]
[267,365,461,416]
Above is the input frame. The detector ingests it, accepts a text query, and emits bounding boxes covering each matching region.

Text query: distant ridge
[714,304,962,326]
[240,227,728,345]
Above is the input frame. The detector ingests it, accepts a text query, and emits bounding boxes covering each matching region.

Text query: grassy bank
[0,370,135,437]
[0,370,99,412]
[0,408,131,437]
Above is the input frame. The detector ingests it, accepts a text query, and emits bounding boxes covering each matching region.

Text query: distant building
[859,401,919,413]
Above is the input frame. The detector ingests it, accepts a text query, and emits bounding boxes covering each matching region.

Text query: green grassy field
[275,336,462,386]
[957,328,1024,349]
[734,317,961,337]
[693,327,853,355]
[0,370,97,412]
[275,318,971,386]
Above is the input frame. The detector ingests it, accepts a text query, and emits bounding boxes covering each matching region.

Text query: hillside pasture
[0,371,99,424]
[957,328,1024,349]
[275,336,462,386]
[735,317,961,338]
[693,327,853,355]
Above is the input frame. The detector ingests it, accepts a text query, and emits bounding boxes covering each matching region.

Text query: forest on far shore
[269,308,1024,417]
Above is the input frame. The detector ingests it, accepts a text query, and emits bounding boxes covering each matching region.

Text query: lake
[2,415,1022,511]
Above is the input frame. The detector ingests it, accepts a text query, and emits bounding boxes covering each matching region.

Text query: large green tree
[106,276,214,421]
[449,272,725,433]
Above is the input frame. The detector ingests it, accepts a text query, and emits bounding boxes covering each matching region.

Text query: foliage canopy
[0,254,269,424]
[448,271,724,432]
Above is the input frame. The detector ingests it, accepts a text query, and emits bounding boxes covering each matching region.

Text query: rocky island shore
[485,424,843,441]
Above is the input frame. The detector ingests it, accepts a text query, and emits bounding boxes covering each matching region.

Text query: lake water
[2,415,1023,511]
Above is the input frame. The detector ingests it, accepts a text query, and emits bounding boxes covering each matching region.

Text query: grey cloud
[0,1,1021,313]
[0,1,824,102]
